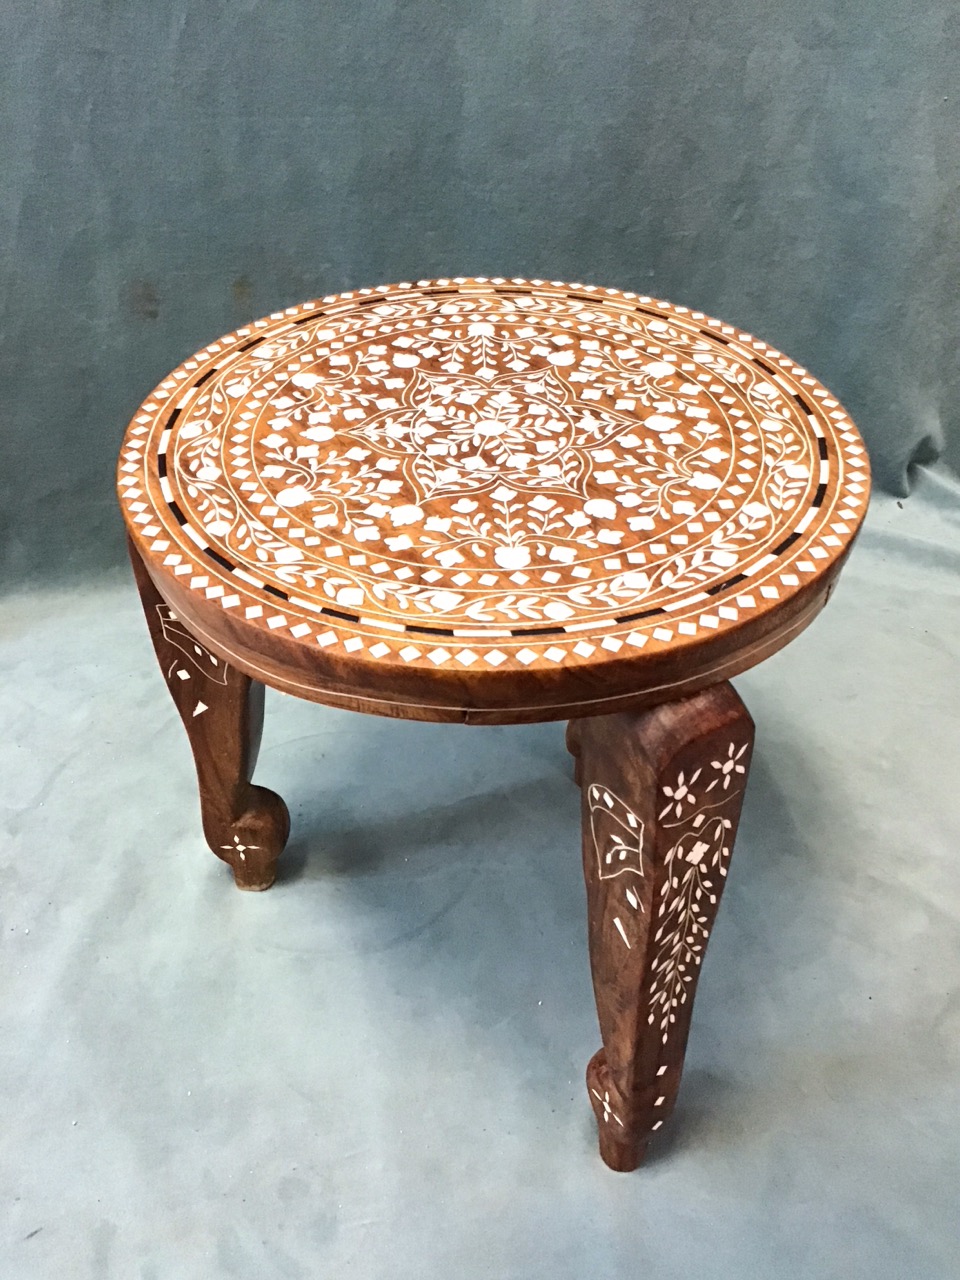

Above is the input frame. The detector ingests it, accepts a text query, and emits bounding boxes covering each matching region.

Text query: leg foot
[128,537,290,889]
[586,1050,647,1172]
[577,682,754,1169]
[217,784,290,891]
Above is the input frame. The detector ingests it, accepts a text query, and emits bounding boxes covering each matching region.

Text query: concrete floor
[2,476,959,1279]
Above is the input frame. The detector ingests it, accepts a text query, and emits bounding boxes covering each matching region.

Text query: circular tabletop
[118,278,870,724]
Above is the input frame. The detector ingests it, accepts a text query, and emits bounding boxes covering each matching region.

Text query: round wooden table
[118,277,869,1170]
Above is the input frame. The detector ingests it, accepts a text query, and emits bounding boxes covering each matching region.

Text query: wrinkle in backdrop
[0,0,957,587]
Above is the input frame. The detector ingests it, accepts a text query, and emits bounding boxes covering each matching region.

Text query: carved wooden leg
[576,682,754,1170]
[565,719,583,786]
[128,538,289,890]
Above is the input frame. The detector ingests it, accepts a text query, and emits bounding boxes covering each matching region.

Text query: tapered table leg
[565,719,583,787]
[128,537,289,889]
[574,682,754,1169]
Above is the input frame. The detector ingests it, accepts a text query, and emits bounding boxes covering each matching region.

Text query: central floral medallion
[169,288,817,630]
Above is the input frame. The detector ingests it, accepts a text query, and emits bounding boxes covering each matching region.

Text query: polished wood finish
[572,684,753,1169]
[117,278,870,1168]
[129,537,289,889]
[118,278,869,724]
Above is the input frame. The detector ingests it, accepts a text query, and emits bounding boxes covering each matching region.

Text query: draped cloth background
[0,0,957,586]
[1,7,958,1279]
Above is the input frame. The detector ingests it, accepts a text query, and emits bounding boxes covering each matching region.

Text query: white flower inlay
[647,740,749,1046]
[166,287,823,632]
[708,741,749,790]
[221,833,260,864]
[659,768,702,820]
[591,1087,625,1127]
[120,280,869,670]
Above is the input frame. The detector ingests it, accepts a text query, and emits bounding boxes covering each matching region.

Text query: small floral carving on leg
[577,686,754,1171]
[588,782,647,953]
[649,762,745,1046]
[589,784,645,881]
[129,539,290,890]
[647,740,751,1042]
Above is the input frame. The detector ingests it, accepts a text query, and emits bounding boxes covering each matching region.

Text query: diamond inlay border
[119,278,870,674]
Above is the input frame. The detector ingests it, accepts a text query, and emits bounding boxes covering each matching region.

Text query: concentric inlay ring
[118,277,869,710]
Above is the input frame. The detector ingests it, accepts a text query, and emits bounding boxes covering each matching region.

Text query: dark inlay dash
[203,547,235,573]
[615,606,666,624]
[772,532,801,557]
[705,573,746,596]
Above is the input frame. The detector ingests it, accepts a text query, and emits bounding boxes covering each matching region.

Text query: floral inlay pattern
[647,743,749,1046]
[119,278,869,673]
[589,783,645,881]
[157,605,228,685]
[156,603,227,718]
[591,1086,625,1129]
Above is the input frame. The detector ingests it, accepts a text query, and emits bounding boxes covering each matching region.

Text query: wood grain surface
[129,537,290,889]
[118,278,869,1169]
[118,278,870,723]
[570,683,754,1169]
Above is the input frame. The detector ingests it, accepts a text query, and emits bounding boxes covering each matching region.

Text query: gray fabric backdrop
[1,1,957,588]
